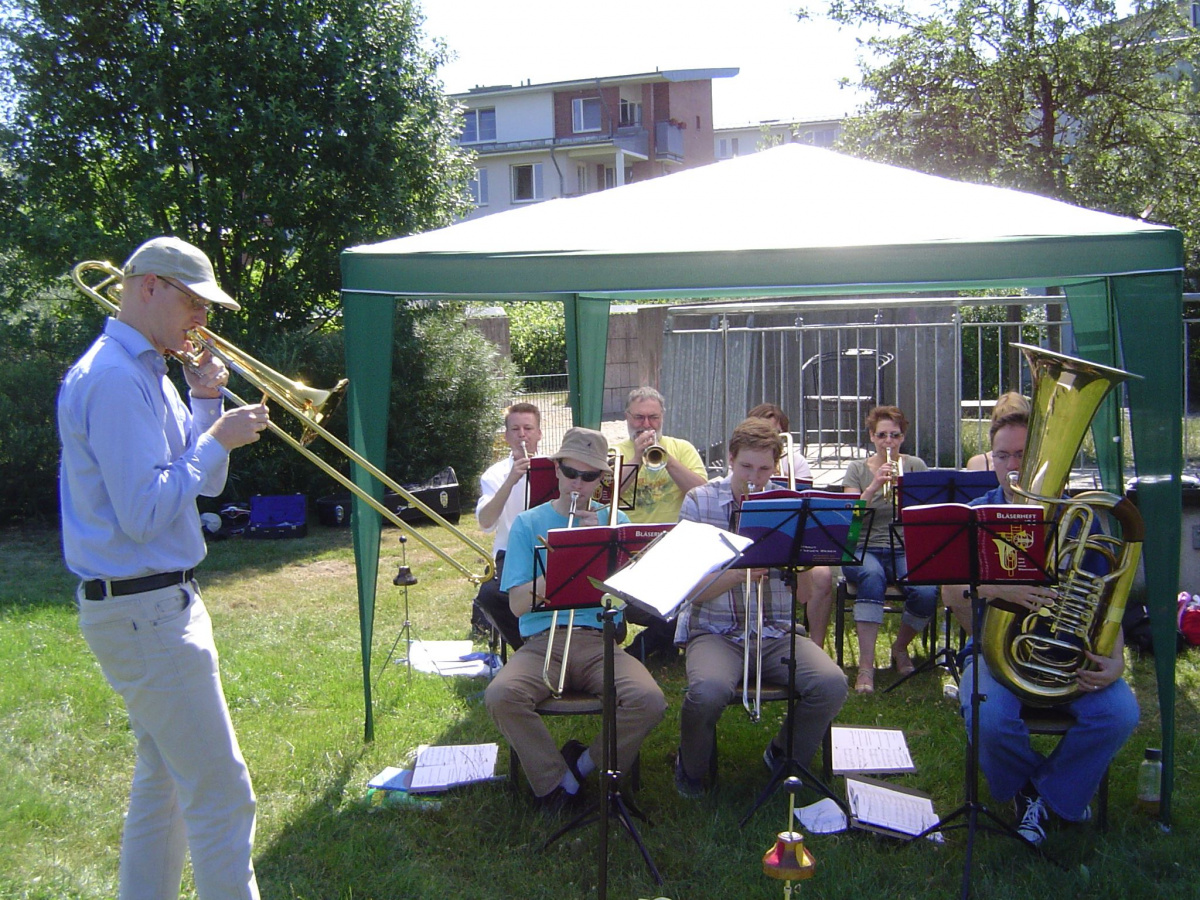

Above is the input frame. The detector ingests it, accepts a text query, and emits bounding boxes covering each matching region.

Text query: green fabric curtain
[563,295,612,428]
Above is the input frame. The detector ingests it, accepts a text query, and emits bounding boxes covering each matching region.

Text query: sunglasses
[558,463,603,482]
[874,431,903,440]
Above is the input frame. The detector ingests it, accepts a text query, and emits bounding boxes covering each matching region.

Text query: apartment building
[454,68,737,219]
[714,117,844,160]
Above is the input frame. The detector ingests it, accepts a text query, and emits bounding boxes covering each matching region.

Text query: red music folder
[901,503,1050,585]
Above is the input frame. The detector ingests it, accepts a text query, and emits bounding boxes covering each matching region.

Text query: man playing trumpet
[617,386,708,660]
[672,418,847,798]
[470,401,543,648]
[485,428,666,813]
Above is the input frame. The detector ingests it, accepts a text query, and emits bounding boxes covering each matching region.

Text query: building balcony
[461,126,648,160]
[655,121,685,162]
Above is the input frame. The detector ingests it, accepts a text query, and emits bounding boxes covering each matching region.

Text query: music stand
[732,493,869,826]
[899,508,1059,899]
[534,525,665,895]
[885,471,997,692]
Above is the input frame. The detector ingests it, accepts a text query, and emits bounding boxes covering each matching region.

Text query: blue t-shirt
[502,501,631,637]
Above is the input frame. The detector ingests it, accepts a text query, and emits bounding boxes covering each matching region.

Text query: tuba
[981,343,1144,706]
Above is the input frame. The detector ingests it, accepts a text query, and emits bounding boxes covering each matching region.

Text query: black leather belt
[83,569,195,601]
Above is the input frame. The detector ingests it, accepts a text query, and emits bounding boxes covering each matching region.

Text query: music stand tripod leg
[739,569,849,829]
[542,605,663,896]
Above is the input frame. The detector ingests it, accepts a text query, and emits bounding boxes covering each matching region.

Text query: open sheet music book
[845,775,943,842]
[601,519,753,621]
[901,502,1050,585]
[539,522,674,610]
[735,489,865,568]
[830,725,916,774]
[368,743,500,794]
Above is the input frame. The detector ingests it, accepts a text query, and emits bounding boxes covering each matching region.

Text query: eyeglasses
[558,463,603,482]
[874,431,903,440]
[162,277,213,315]
[993,450,1024,462]
[629,414,662,425]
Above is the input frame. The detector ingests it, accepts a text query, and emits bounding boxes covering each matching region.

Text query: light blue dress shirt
[58,318,230,580]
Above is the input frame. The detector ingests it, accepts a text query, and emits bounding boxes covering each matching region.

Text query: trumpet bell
[643,443,668,472]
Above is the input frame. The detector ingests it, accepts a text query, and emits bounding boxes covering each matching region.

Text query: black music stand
[732,493,870,827]
[899,509,1059,900]
[534,526,664,896]
[885,471,998,693]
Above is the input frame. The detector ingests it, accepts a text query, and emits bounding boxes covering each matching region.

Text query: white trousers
[78,581,259,900]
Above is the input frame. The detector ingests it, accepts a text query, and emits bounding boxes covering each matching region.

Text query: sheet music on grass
[845,775,943,842]
[369,743,500,794]
[830,725,916,774]
[601,519,752,621]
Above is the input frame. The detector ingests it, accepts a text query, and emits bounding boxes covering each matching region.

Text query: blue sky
[418,0,872,126]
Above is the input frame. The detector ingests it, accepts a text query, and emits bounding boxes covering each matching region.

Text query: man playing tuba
[941,409,1139,847]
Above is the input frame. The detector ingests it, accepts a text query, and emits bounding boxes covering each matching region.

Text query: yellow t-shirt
[615,434,707,524]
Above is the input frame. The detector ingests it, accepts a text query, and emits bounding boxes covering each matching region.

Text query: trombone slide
[542,491,581,697]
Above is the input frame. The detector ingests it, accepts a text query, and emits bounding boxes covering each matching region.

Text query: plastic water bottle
[1136,748,1162,815]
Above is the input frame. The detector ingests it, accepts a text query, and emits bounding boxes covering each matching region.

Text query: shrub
[504,301,566,376]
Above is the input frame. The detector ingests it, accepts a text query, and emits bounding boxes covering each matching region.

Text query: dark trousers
[472,552,524,650]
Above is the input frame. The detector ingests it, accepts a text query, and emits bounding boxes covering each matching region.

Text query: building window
[511,163,543,202]
[717,139,729,159]
[1192,2,1200,27]
[604,166,616,190]
[731,137,739,156]
[619,99,641,127]
[572,97,602,133]
[469,168,489,206]
[461,108,496,144]
[576,165,589,194]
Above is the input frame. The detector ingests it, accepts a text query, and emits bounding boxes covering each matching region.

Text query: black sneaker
[1014,787,1048,846]
[763,741,784,773]
[560,739,588,784]
[534,784,585,817]
[673,750,705,799]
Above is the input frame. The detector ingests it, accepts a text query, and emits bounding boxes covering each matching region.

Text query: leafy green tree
[824,0,1200,283]
[0,0,474,334]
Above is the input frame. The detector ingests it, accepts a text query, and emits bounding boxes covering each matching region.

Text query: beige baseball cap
[552,427,612,474]
[123,236,240,310]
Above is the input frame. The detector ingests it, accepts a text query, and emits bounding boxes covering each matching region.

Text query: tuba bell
[980,343,1144,706]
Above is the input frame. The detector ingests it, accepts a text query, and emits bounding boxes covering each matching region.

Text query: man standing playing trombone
[58,236,268,899]
[485,428,666,813]
[470,401,542,648]
[672,418,847,798]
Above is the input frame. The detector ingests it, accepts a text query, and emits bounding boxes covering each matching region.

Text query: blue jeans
[842,547,937,630]
[959,648,1139,821]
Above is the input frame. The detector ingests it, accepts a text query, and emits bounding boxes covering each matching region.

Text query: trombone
[739,482,766,722]
[776,431,796,491]
[71,260,494,584]
[542,490,580,696]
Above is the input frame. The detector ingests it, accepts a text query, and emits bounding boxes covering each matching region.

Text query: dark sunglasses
[558,463,603,482]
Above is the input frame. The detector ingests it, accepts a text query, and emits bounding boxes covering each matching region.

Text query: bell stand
[733,497,866,828]
[377,534,420,685]
[535,529,664,897]
[900,515,1063,900]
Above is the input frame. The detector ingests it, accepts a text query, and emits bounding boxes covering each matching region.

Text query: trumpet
[880,448,902,503]
[71,260,494,584]
[542,491,581,697]
[642,434,668,472]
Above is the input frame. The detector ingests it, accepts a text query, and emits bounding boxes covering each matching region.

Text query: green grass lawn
[1,521,1196,900]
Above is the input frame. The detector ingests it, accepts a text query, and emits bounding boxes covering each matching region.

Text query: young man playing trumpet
[672,418,847,797]
[942,410,1138,846]
[470,401,543,648]
[485,428,666,813]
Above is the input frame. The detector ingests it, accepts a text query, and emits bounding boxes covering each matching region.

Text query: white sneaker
[1015,792,1048,846]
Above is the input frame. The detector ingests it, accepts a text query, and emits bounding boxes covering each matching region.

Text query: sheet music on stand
[601,519,752,621]
[830,725,917,774]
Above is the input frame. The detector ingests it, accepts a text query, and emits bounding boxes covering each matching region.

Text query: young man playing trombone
[59,236,268,899]
[673,418,847,797]
[485,428,666,813]
[470,401,543,648]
